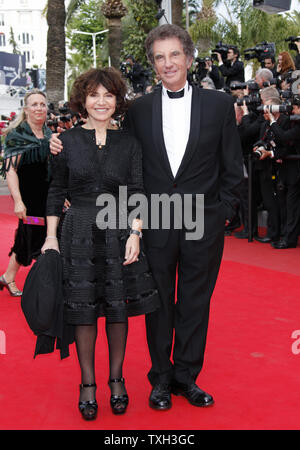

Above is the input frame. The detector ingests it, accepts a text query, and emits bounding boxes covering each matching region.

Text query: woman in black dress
[41,67,159,420]
[0,89,51,296]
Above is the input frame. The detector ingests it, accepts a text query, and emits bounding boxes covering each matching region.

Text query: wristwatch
[130,229,143,238]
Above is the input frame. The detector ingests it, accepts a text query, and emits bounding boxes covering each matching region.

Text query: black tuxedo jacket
[125,85,243,247]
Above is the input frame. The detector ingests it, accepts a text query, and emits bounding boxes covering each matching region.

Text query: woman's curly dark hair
[69,67,128,119]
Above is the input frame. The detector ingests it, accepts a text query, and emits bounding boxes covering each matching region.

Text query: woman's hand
[14,199,27,220]
[123,234,140,265]
[41,237,60,254]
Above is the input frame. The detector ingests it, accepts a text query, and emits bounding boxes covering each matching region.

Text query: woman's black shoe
[78,383,98,420]
[108,378,129,415]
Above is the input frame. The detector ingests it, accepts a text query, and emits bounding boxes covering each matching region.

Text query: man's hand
[217,53,223,65]
[263,109,275,123]
[253,146,272,160]
[50,133,63,155]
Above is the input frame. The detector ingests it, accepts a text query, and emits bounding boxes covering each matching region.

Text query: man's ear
[187,57,194,70]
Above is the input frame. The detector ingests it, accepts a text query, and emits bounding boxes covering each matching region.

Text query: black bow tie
[167,88,185,99]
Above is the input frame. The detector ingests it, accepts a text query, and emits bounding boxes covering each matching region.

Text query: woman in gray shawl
[0,89,51,296]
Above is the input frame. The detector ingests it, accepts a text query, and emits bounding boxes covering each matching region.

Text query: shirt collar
[162,81,190,98]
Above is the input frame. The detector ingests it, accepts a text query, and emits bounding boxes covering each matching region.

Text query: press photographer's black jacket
[269,120,300,183]
[218,60,245,86]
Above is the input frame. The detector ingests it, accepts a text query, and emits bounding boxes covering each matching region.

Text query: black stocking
[106,320,128,396]
[75,323,98,402]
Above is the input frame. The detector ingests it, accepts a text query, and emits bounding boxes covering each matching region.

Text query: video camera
[285,36,300,52]
[244,41,276,62]
[211,42,233,63]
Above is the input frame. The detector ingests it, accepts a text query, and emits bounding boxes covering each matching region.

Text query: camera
[195,56,211,69]
[285,36,300,52]
[244,41,276,62]
[230,82,247,91]
[211,42,231,63]
[235,81,261,108]
[120,61,131,76]
[257,104,293,114]
[252,140,269,160]
[58,101,70,115]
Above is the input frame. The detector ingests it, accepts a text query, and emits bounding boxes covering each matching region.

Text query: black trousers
[258,170,281,241]
[145,228,224,386]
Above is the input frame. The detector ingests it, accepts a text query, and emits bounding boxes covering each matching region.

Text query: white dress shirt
[162,81,192,178]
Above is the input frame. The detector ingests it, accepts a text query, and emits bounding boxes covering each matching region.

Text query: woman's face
[85,84,116,124]
[25,94,47,125]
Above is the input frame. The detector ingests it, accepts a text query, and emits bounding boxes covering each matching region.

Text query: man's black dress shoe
[272,239,297,249]
[149,384,172,410]
[254,236,272,243]
[234,229,249,239]
[171,380,214,407]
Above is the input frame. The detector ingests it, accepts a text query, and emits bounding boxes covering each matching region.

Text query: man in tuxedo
[124,24,243,410]
[49,24,243,411]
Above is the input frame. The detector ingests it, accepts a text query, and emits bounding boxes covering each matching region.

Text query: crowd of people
[0,25,299,422]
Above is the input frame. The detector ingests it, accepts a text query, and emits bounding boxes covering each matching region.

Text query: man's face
[255,74,263,88]
[264,58,274,70]
[152,37,193,92]
[227,49,236,62]
[125,58,133,67]
[292,104,300,115]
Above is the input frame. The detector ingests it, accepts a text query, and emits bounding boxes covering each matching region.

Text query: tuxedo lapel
[175,86,202,180]
[152,86,174,181]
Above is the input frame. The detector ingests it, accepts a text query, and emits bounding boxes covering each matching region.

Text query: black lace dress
[46,126,160,325]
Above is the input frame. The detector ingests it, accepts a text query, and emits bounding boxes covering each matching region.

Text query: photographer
[257,95,300,248]
[255,68,274,89]
[216,46,245,87]
[251,87,290,245]
[295,40,300,70]
[285,36,300,70]
[47,101,73,132]
[261,55,277,77]
[233,84,263,239]
[124,55,149,95]
[194,57,224,90]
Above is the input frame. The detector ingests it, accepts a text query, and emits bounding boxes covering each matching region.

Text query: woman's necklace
[96,139,103,149]
[96,132,106,149]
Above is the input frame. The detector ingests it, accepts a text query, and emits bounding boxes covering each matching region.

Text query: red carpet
[1,194,300,430]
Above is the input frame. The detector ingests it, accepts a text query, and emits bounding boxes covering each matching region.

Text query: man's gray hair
[256,68,273,81]
[201,77,215,89]
[145,24,195,66]
[261,86,281,104]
